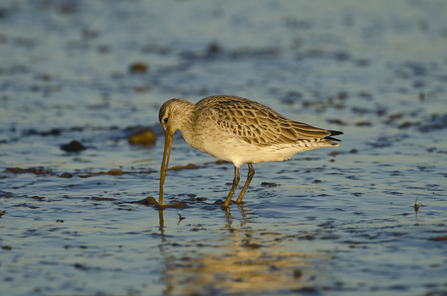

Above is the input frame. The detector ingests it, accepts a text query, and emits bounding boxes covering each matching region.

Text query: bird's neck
[176,102,195,143]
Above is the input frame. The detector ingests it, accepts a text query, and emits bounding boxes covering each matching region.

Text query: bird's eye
[164,118,169,123]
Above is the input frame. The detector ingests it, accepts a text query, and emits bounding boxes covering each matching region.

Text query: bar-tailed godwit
[159,95,343,207]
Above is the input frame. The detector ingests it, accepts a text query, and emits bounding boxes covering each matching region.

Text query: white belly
[184,130,330,168]
[180,121,337,168]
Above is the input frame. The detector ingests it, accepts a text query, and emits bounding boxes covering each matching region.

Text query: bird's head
[158,98,194,205]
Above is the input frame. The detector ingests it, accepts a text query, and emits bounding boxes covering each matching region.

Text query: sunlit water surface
[1,1,446,295]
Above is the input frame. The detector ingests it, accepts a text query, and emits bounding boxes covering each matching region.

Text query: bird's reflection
[158,209,165,234]
[154,202,326,295]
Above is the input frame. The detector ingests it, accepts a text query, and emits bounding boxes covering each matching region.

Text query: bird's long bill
[159,133,173,206]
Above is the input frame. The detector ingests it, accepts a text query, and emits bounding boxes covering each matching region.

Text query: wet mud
[1,0,447,295]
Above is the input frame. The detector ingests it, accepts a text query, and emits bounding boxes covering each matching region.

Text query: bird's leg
[223,166,240,207]
[235,163,255,204]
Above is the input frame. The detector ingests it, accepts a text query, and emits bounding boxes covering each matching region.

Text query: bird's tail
[326,130,343,142]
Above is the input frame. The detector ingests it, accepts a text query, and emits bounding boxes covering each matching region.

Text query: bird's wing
[203,96,331,145]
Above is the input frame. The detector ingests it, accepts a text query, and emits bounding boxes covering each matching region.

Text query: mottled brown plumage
[196,96,335,144]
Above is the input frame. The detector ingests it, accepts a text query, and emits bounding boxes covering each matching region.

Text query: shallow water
[1,0,447,295]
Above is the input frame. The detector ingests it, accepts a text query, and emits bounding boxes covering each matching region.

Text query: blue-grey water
[1,1,446,295]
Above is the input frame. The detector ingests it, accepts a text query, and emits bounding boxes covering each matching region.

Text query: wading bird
[159,95,342,207]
